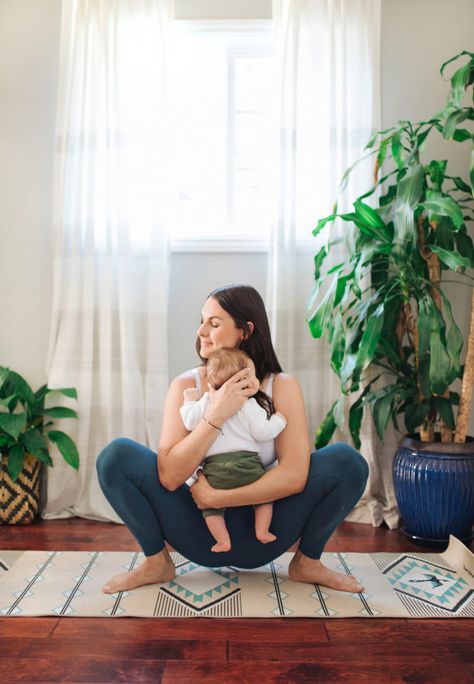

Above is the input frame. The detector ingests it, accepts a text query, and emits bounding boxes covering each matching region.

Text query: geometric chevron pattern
[162,560,240,611]
[0,536,473,618]
[0,454,41,525]
[382,555,472,613]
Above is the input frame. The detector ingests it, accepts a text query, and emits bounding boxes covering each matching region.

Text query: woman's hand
[206,367,257,425]
[190,471,219,509]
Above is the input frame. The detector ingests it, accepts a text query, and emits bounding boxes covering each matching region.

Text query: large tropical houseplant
[0,366,79,524]
[308,51,474,545]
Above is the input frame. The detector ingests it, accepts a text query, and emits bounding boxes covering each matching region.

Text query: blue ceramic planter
[393,435,474,547]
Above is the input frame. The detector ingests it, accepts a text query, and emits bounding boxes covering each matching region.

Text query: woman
[97,284,368,594]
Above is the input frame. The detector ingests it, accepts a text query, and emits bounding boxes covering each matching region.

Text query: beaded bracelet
[202,415,224,435]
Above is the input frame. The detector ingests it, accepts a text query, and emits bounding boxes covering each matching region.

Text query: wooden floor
[1,518,473,683]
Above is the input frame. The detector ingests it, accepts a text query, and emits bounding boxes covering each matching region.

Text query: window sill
[170,237,270,253]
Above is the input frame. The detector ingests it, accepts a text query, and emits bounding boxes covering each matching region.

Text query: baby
[180,348,287,552]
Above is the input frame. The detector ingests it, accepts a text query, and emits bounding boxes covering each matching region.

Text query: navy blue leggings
[96,439,368,568]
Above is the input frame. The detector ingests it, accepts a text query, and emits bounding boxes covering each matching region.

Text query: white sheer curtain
[43,0,172,521]
[268,0,398,527]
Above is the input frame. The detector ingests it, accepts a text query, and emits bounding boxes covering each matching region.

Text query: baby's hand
[275,411,287,426]
[183,387,200,402]
[244,367,260,395]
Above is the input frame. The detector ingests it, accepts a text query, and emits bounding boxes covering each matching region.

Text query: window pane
[169,42,228,235]
[168,27,275,242]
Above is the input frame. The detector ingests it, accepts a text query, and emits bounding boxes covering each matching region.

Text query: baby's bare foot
[102,551,175,594]
[256,530,277,544]
[288,551,364,593]
[211,540,231,552]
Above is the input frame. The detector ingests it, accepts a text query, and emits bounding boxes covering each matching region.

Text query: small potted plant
[307,51,474,546]
[0,366,79,524]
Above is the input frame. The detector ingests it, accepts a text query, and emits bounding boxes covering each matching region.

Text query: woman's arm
[190,374,311,508]
[158,368,258,491]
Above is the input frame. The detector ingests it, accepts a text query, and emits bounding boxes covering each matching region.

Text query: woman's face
[198,297,244,358]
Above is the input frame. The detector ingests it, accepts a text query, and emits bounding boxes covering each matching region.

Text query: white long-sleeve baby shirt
[180,393,286,456]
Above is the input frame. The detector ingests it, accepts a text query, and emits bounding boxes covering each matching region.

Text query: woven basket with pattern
[0,453,41,525]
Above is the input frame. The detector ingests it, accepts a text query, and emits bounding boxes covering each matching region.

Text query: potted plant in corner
[0,366,79,525]
[307,51,474,547]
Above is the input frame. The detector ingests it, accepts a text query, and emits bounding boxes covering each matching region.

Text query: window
[168,21,276,250]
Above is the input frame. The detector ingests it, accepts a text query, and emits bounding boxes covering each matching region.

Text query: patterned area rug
[1,536,473,618]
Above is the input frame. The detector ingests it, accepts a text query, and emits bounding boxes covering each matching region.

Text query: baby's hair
[206,348,251,389]
[206,348,275,419]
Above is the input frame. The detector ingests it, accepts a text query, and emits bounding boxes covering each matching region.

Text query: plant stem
[454,286,474,443]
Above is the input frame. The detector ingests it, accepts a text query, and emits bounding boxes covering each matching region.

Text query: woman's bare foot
[256,530,277,544]
[102,548,176,594]
[211,540,231,552]
[288,550,364,593]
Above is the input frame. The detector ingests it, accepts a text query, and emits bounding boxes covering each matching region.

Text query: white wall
[0,0,60,389]
[1,0,473,428]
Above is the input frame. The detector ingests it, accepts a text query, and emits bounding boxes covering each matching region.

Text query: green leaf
[434,217,455,251]
[417,297,431,360]
[41,407,78,420]
[340,354,357,385]
[439,290,464,382]
[430,245,471,271]
[372,393,394,442]
[307,280,336,339]
[391,131,403,169]
[452,128,472,142]
[429,331,451,394]
[330,314,345,374]
[0,371,35,408]
[0,367,10,392]
[315,404,337,449]
[416,126,432,149]
[418,357,431,400]
[48,430,79,470]
[422,196,464,229]
[380,184,397,207]
[393,162,425,243]
[313,246,327,280]
[448,62,472,107]
[0,412,27,440]
[470,147,474,195]
[427,160,447,189]
[348,400,363,450]
[405,401,430,433]
[0,394,17,409]
[443,109,471,139]
[355,303,385,371]
[376,137,391,169]
[21,428,53,465]
[333,396,345,431]
[353,199,392,243]
[450,176,472,193]
[433,397,455,431]
[455,229,474,267]
[49,387,78,400]
[440,51,474,79]
[334,274,350,308]
[364,126,395,150]
[450,391,460,406]
[7,444,25,481]
[313,214,335,238]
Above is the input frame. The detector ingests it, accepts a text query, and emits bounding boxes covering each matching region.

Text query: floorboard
[0,518,473,683]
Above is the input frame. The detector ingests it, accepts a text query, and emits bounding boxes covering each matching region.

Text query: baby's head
[206,348,255,390]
